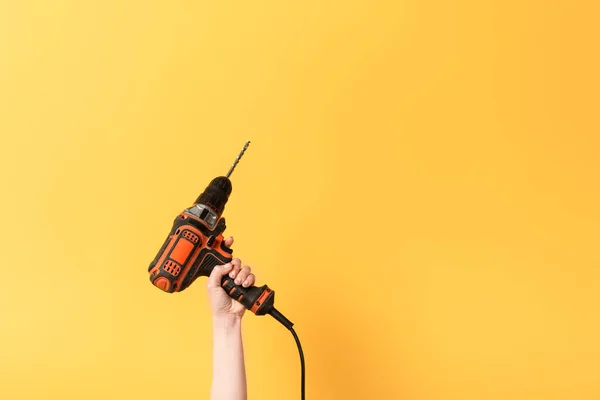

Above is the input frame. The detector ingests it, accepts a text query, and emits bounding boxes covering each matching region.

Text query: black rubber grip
[221,276,274,314]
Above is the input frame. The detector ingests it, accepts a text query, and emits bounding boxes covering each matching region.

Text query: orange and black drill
[148,141,305,399]
[147,141,292,328]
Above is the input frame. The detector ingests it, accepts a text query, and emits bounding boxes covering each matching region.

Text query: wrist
[212,314,243,334]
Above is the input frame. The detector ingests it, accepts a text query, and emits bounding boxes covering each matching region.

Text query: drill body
[147,201,232,293]
[148,175,283,319]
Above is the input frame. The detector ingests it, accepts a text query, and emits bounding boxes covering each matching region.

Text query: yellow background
[1,1,599,399]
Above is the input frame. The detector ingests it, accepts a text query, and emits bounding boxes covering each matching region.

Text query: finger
[228,258,242,279]
[242,273,255,288]
[235,265,252,286]
[206,263,233,288]
[223,236,234,248]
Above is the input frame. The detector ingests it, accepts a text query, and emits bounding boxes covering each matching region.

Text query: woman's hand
[206,236,256,318]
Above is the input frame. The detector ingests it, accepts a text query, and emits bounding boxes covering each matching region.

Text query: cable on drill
[269,308,305,399]
[290,327,305,400]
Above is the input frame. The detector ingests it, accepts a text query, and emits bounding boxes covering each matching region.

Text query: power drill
[147,141,292,327]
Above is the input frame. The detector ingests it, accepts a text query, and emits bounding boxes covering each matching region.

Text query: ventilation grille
[182,230,199,244]
[199,254,221,275]
[163,260,181,276]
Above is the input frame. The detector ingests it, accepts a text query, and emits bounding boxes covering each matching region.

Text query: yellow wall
[1,1,599,399]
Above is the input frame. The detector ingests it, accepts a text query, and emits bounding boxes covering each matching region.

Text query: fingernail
[242,280,249,287]
[229,271,236,278]
[235,278,242,285]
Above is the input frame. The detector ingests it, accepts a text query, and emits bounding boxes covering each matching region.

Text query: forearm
[210,315,247,400]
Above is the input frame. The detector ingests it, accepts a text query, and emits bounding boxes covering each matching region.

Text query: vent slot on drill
[163,260,181,277]
[182,230,199,244]
[198,254,222,276]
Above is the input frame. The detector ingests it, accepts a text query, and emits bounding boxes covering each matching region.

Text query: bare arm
[211,314,246,400]
[206,237,255,400]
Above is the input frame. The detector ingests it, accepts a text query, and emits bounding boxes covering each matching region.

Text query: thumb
[207,263,233,289]
[223,236,234,248]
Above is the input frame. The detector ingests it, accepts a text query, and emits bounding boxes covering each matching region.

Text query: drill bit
[226,140,251,178]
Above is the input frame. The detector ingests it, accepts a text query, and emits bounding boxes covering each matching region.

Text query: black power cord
[269,308,305,400]
[290,327,305,400]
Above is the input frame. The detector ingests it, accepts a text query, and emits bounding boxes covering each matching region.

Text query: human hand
[206,237,256,318]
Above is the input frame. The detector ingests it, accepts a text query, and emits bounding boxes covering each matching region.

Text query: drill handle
[221,276,275,316]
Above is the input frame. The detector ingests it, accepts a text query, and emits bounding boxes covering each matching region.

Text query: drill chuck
[195,176,232,217]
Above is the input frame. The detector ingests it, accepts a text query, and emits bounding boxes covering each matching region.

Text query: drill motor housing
[147,199,233,293]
